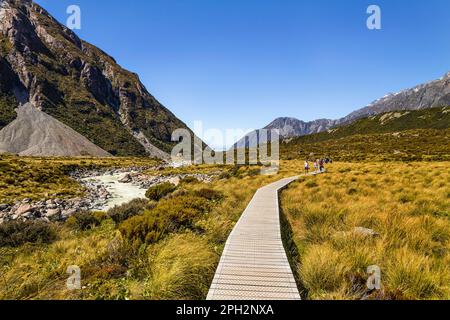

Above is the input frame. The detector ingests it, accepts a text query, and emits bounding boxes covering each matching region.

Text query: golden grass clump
[145,233,218,300]
[281,161,450,300]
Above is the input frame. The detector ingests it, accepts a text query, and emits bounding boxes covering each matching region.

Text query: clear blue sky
[35,0,450,145]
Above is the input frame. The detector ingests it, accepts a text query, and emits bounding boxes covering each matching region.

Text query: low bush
[107,198,154,225]
[145,183,177,201]
[180,176,200,184]
[119,195,211,244]
[66,211,106,231]
[194,188,224,202]
[305,180,318,188]
[0,220,57,247]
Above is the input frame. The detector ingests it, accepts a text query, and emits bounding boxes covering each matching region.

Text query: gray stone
[16,204,34,216]
[46,208,61,218]
[62,208,77,218]
[118,173,132,183]
[353,227,379,237]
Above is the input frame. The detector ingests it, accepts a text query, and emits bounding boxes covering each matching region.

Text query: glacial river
[83,173,147,211]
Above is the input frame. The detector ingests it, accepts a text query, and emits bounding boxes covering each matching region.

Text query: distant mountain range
[281,106,450,161]
[235,71,450,148]
[0,0,197,158]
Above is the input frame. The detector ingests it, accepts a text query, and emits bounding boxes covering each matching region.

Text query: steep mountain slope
[235,72,450,147]
[0,103,111,157]
[0,0,194,157]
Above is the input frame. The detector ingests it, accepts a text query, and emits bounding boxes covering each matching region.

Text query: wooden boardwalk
[207,176,301,300]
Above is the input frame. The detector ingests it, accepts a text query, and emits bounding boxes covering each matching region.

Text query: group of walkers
[304,157,332,174]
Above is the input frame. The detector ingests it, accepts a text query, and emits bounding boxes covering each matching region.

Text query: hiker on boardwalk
[313,160,319,173]
[319,159,325,173]
[304,160,310,174]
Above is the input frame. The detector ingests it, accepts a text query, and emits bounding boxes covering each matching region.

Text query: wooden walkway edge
[207,176,301,300]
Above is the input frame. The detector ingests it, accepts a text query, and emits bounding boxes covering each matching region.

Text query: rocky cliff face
[235,71,450,147]
[0,0,194,157]
[265,117,336,137]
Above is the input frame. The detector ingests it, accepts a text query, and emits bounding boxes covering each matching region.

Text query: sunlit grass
[2,159,449,300]
[281,162,450,300]
[0,161,302,300]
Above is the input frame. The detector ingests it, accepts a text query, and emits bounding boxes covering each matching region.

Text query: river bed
[83,173,147,211]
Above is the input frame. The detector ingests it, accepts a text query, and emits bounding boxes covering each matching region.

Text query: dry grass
[281,162,450,300]
[0,162,300,300]
[2,159,448,300]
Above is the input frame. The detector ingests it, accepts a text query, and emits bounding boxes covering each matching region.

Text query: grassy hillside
[281,162,450,300]
[281,107,450,161]
[290,107,450,144]
[282,129,450,162]
[0,95,17,130]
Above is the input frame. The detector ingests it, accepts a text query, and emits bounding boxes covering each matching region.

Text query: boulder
[168,176,181,186]
[118,173,132,183]
[16,204,34,216]
[46,208,61,218]
[62,208,77,218]
[353,227,379,237]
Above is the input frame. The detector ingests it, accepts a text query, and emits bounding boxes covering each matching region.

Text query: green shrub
[0,220,57,247]
[145,183,177,201]
[119,195,211,244]
[180,176,200,184]
[306,181,318,188]
[194,188,224,202]
[247,168,261,177]
[66,211,106,231]
[107,198,154,224]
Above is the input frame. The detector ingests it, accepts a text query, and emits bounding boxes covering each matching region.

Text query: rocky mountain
[281,106,450,162]
[265,117,336,137]
[0,0,196,158]
[235,71,450,147]
[0,103,111,157]
[286,106,450,145]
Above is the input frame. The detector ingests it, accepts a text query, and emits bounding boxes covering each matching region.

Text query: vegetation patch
[119,194,211,245]
[146,233,218,300]
[66,211,107,231]
[145,182,177,201]
[0,220,57,247]
[107,198,155,225]
[281,162,450,300]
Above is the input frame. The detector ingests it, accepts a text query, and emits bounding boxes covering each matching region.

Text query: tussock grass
[281,162,450,300]
[145,233,218,300]
[0,163,293,300]
[2,159,448,300]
